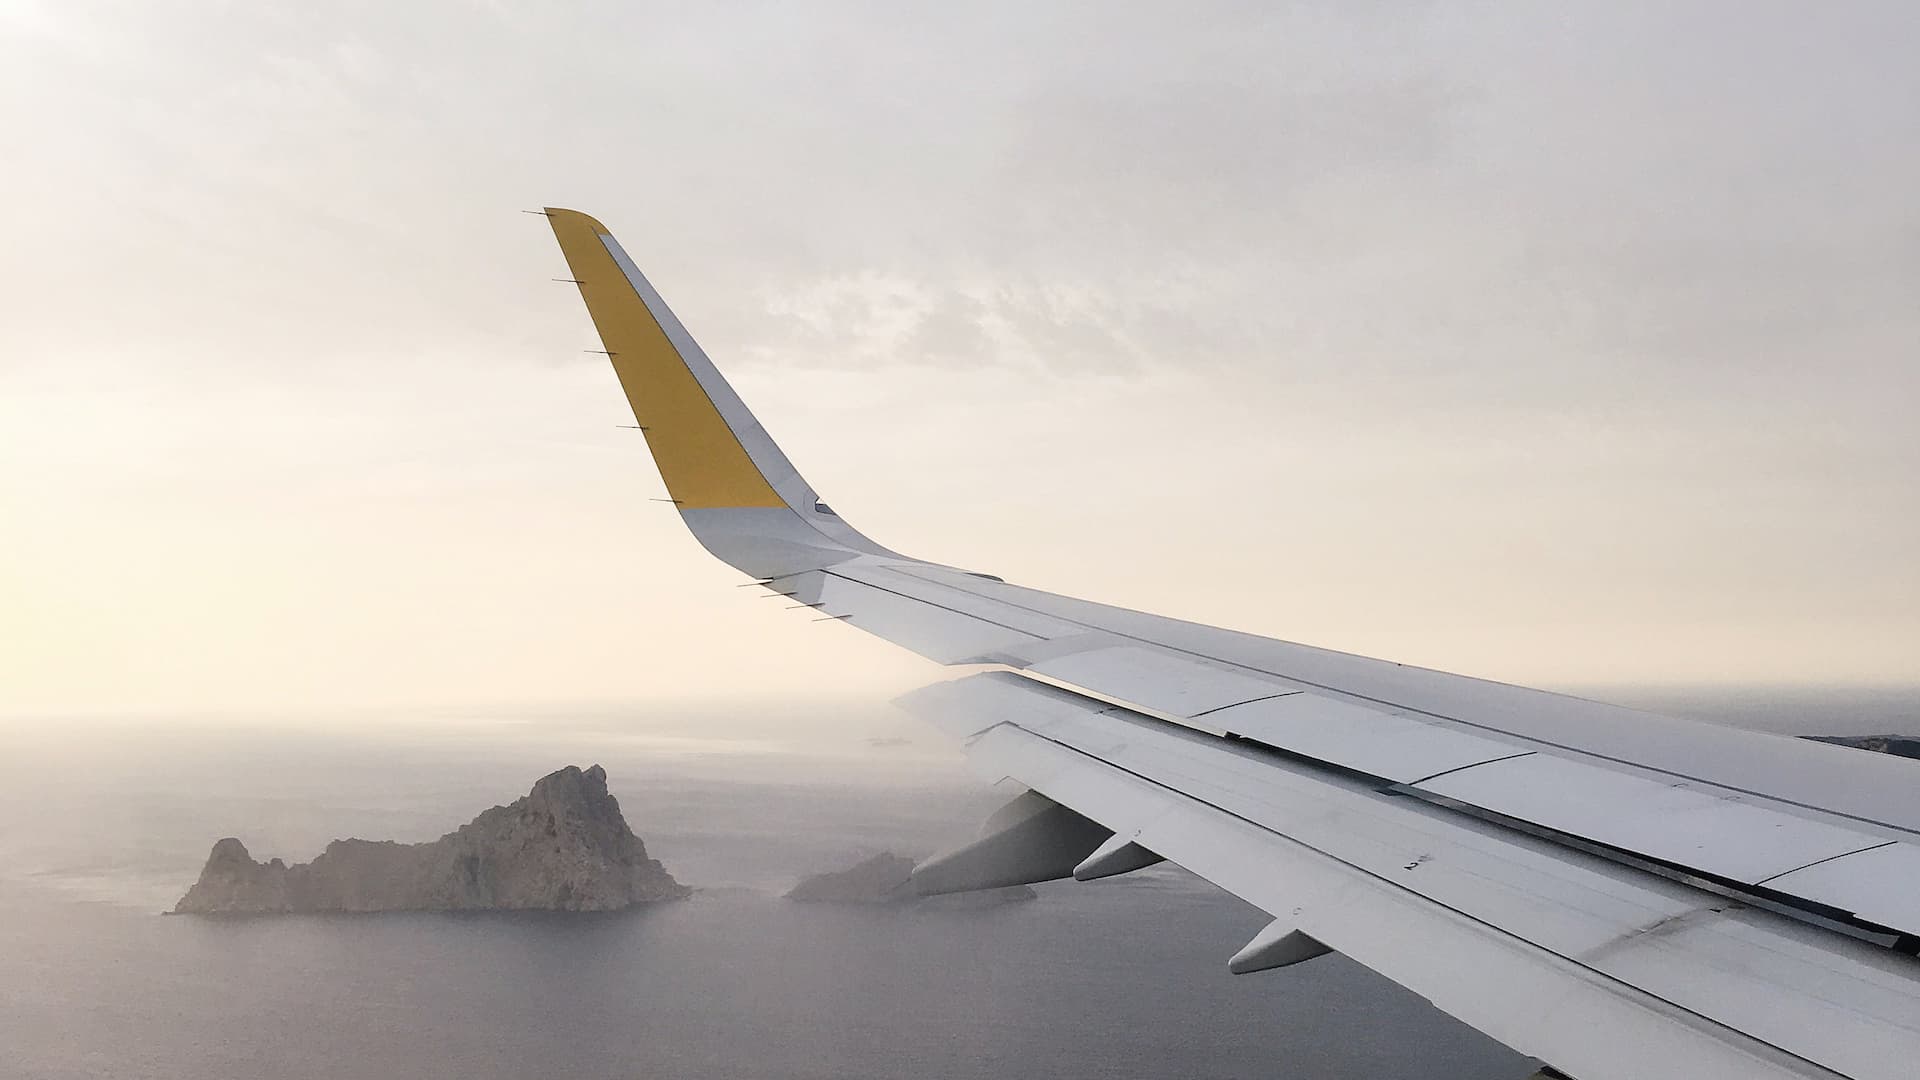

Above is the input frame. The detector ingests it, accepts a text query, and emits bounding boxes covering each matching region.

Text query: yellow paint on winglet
[545,208,785,510]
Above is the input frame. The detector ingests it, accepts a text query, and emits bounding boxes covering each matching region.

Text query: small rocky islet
[1802,734,1920,760]
[785,851,1037,907]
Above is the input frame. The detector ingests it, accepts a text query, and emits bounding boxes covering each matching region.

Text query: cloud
[2,0,1916,709]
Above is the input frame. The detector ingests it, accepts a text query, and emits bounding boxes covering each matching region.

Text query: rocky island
[786,851,1036,907]
[174,764,689,914]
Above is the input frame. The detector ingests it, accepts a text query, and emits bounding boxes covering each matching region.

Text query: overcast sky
[2,1,1916,715]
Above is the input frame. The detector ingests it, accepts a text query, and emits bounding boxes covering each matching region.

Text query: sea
[1,686,1914,1080]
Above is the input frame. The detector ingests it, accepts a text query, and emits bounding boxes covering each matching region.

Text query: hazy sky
[3,1,1916,715]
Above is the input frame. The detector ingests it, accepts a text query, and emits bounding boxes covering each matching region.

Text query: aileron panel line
[1767,843,1920,938]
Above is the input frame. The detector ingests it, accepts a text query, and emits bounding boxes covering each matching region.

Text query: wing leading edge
[544,211,1920,1080]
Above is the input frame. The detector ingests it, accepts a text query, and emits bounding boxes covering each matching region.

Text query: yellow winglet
[545,208,786,510]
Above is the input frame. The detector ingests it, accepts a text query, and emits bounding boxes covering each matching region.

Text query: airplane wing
[542,208,1920,1080]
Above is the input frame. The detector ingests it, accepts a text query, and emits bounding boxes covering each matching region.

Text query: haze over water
[3,687,1913,1080]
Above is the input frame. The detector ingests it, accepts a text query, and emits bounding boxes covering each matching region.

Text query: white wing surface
[543,209,1920,1080]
